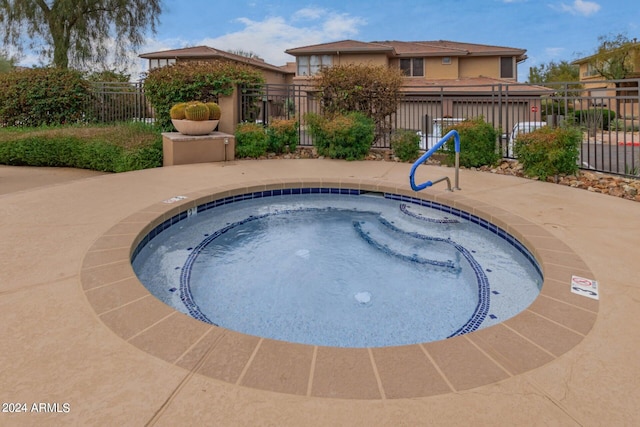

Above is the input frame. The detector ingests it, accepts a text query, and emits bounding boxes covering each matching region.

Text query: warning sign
[570,275,599,300]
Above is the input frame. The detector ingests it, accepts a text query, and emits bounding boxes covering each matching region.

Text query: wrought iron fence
[81,79,639,177]
[239,80,640,177]
[86,81,154,123]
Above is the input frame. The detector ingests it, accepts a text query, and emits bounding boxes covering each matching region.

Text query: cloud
[557,0,600,16]
[292,7,326,21]
[545,47,565,57]
[141,9,366,69]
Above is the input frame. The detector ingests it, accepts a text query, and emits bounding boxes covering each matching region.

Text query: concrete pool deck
[0,161,638,425]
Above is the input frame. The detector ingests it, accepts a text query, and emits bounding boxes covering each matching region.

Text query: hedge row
[0,124,163,172]
[0,68,93,127]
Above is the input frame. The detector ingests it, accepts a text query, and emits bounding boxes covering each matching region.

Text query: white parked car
[418,118,466,150]
[504,121,547,157]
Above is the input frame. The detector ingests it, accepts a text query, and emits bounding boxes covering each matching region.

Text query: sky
[11,0,640,81]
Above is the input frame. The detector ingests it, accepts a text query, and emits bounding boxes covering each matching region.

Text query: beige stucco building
[571,42,640,117]
[285,39,526,84]
[139,40,552,137]
[139,45,295,86]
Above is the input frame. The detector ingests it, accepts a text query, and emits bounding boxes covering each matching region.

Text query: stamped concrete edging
[80,178,598,400]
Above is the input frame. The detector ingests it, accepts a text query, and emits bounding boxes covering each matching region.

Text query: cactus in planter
[170,102,187,120]
[184,101,209,121]
[170,100,221,135]
[205,102,222,120]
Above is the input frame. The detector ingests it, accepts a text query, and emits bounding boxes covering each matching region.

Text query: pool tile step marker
[240,339,314,396]
[195,331,261,384]
[311,347,381,399]
[425,336,510,391]
[371,345,452,398]
[467,324,555,375]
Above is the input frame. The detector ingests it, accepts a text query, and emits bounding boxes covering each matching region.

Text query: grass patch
[0,122,163,172]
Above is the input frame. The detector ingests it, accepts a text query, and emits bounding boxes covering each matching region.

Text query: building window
[297,55,332,76]
[620,80,639,104]
[149,58,176,69]
[584,63,600,77]
[500,57,514,79]
[442,57,451,65]
[400,58,424,77]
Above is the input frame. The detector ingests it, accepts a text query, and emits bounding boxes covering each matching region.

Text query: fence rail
[80,79,640,177]
[239,80,640,177]
[86,81,154,123]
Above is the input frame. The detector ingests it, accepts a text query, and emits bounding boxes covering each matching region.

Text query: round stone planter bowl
[171,119,219,136]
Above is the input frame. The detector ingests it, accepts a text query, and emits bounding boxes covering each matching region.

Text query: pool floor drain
[355,291,372,304]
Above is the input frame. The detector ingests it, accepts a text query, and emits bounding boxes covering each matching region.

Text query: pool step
[353,220,460,271]
[399,203,460,224]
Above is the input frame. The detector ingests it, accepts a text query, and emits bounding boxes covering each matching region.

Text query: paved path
[0,165,108,195]
[0,161,638,426]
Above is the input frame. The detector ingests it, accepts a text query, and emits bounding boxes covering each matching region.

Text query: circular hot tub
[132,188,542,347]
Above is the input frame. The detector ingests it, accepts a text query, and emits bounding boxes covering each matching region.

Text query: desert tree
[312,63,404,142]
[585,33,639,119]
[0,52,14,73]
[528,60,580,85]
[588,33,638,82]
[528,60,582,118]
[227,49,263,60]
[0,0,161,69]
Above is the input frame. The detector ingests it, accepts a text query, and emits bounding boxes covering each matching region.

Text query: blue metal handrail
[409,129,461,192]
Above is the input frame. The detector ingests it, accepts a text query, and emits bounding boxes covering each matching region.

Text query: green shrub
[266,119,299,154]
[113,139,163,172]
[514,126,581,180]
[391,129,420,162]
[540,98,574,122]
[305,112,374,160]
[609,119,625,131]
[442,117,500,167]
[143,61,264,130]
[235,122,268,158]
[0,68,93,127]
[0,123,162,172]
[313,64,404,143]
[571,109,616,130]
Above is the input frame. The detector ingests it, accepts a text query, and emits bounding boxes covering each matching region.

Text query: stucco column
[217,87,239,134]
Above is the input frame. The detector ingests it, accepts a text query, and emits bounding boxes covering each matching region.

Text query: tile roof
[139,46,291,73]
[285,39,526,59]
[400,77,552,95]
[285,40,395,55]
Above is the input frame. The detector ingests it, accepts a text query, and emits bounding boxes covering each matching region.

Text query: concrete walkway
[0,160,638,426]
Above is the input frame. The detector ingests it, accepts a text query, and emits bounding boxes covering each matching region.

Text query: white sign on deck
[163,195,187,204]
[570,275,599,300]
